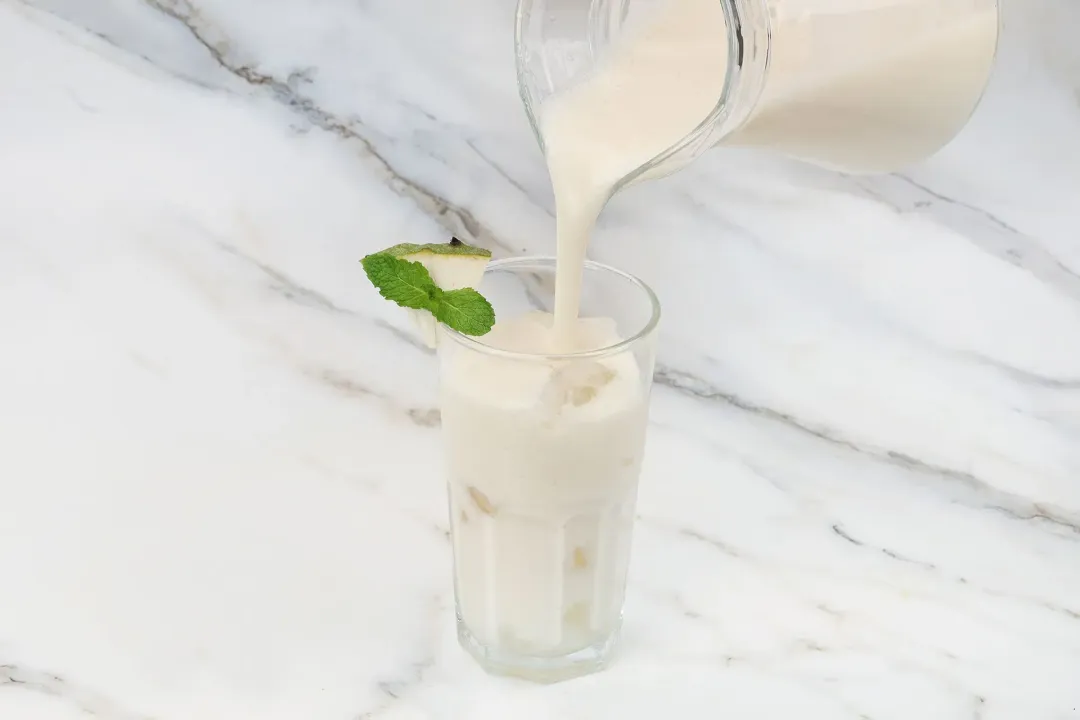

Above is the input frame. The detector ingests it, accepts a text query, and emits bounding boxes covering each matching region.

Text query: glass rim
[441,256,661,361]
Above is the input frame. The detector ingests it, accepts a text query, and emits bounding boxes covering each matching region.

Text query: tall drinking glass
[437,257,660,683]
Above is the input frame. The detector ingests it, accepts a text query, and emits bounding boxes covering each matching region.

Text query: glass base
[457,618,621,683]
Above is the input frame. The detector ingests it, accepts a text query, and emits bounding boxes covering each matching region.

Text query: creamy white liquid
[442,313,647,658]
[444,0,999,666]
[540,0,999,344]
[541,0,729,345]
[729,2,1000,171]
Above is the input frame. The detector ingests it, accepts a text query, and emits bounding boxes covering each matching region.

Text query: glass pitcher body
[516,0,1001,183]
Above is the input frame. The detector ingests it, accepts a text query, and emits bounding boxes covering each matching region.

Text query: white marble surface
[1,0,1079,717]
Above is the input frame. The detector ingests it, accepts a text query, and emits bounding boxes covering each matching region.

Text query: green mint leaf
[434,288,495,336]
[361,253,439,310]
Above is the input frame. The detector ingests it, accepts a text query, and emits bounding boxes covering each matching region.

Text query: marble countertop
[2,0,1079,717]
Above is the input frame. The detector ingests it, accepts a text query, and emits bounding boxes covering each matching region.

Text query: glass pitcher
[515,0,1001,186]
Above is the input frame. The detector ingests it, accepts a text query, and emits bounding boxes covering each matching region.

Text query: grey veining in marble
[1,0,1078,717]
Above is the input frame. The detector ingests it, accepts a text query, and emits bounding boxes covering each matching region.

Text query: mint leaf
[434,288,495,336]
[361,241,496,339]
[361,253,438,311]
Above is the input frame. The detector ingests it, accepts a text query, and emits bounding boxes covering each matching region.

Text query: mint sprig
[433,288,496,336]
[361,254,438,310]
[361,252,495,336]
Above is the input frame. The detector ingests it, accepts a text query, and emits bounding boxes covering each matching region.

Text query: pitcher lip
[612,0,758,192]
[512,0,760,190]
[440,256,662,362]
